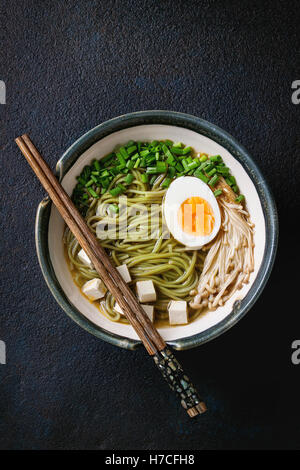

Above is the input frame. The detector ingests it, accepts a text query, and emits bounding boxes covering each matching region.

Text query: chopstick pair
[15,134,207,417]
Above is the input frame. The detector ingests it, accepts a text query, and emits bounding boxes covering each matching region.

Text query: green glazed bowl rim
[35,110,278,350]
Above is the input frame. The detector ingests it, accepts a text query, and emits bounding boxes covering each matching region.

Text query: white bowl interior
[48,125,266,342]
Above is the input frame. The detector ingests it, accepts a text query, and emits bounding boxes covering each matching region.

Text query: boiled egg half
[163,176,221,249]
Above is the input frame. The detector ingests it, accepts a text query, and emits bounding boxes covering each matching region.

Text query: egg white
[163,176,221,249]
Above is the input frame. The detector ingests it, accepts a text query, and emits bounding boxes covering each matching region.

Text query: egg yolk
[178,197,215,236]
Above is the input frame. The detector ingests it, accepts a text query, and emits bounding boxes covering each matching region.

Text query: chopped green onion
[125,140,134,147]
[85,179,94,187]
[118,183,126,192]
[187,160,199,170]
[110,167,119,176]
[162,177,172,188]
[109,186,123,197]
[87,187,99,198]
[210,155,222,162]
[167,166,176,178]
[166,154,175,165]
[127,145,137,155]
[235,195,245,203]
[207,168,217,177]
[101,153,114,164]
[116,152,126,166]
[214,189,223,197]
[126,160,135,169]
[198,161,209,171]
[156,161,167,173]
[145,156,155,165]
[162,144,174,162]
[125,173,134,184]
[182,159,189,171]
[232,185,238,193]
[146,162,167,174]
[77,177,86,185]
[175,162,184,172]
[140,157,147,168]
[82,166,91,179]
[146,167,158,174]
[119,146,129,160]
[195,171,209,183]
[141,173,148,183]
[228,175,236,185]
[208,175,219,186]
[171,147,185,155]
[133,158,141,168]
[116,164,126,172]
[182,146,192,154]
[199,155,208,162]
[216,165,229,175]
[100,177,110,188]
[204,163,214,172]
[94,160,100,171]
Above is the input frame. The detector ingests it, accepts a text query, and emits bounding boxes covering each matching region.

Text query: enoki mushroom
[190,197,255,311]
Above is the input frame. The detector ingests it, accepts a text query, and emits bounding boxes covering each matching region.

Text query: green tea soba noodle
[65,168,206,324]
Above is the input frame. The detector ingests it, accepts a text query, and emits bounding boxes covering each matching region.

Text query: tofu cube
[114,302,154,322]
[78,249,93,268]
[142,304,154,322]
[114,302,124,315]
[116,264,132,283]
[82,278,107,300]
[168,301,188,325]
[136,280,157,303]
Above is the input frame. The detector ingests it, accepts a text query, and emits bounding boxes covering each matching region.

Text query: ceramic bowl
[36,111,278,350]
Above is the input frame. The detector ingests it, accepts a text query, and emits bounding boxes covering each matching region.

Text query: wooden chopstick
[15,134,207,417]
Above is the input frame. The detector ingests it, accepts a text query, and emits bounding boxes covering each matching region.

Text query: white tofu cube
[116,264,132,283]
[78,249,93,268]
[136,280,157,303]
[82,278,107,300]
[142,304,154,322]
[114,302,124,315]
[114,302,154,322]
[168,301,188,325]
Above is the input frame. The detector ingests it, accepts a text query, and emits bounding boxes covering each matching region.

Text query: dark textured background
[1,0,300,450]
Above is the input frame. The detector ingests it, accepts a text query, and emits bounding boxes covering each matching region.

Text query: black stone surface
[0,0,299,450]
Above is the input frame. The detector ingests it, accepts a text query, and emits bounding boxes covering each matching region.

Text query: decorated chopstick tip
[153,348,207,417]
